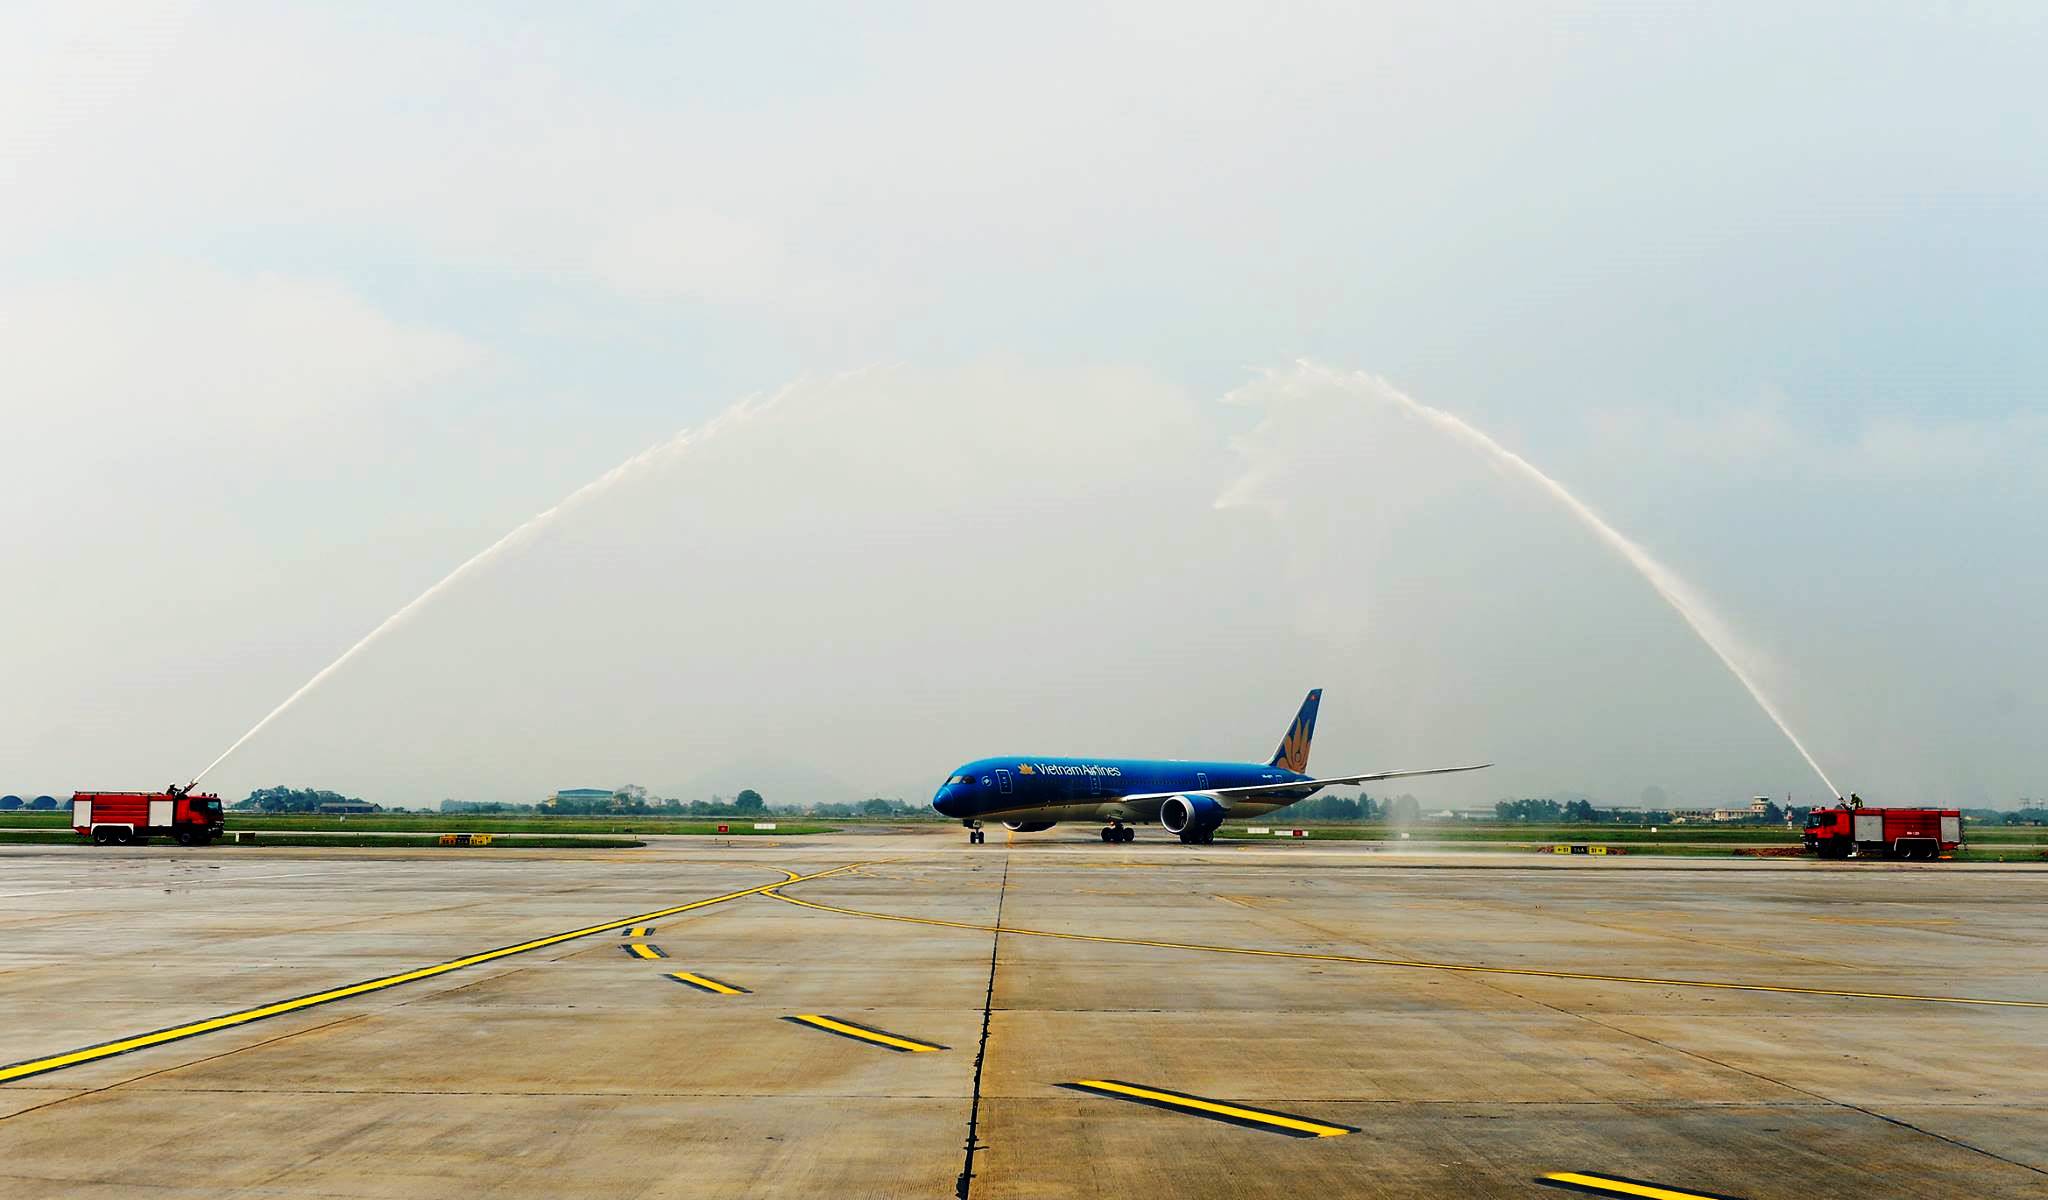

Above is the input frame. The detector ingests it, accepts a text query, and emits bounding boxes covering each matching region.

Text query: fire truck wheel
[175,829,196,847]
[110,827,133,846]
[92,827,113,846]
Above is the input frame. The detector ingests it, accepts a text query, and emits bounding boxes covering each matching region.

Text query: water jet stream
[188,388,787,788]
[1355,369,1840,800]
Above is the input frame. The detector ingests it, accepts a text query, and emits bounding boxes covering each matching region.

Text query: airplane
[930,689,1490,844]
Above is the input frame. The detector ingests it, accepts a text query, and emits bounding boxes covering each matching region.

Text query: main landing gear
[965,820,986,845]
[1177,828,1216,845]
[1100,822,1135,843]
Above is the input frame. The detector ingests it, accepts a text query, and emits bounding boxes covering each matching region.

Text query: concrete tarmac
[0,830,2043,1198]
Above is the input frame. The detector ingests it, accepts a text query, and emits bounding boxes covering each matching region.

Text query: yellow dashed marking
[785,1014,946,1052]
[0,864,863,1086]
[1539,1170,1744,1199]
[668,971,749,995]
[1064,1079,1354,1137]
[624,943,667,960]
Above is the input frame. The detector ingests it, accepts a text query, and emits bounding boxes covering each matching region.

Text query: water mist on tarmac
[1261,364,1841,800]
[186,386,794,788]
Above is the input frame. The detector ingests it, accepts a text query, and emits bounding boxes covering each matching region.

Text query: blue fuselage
[931,756,1314,823]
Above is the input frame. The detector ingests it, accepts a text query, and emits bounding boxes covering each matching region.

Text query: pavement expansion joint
[762,877,2048,1009]
[955,854,1009,1200]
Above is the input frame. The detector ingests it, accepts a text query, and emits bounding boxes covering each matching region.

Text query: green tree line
[234,786,380,813]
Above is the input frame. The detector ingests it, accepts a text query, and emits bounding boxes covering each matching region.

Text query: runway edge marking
[0,863,863,1086]
[760,880,2048,1011]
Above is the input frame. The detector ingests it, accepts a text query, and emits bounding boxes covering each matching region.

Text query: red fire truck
[71,789,225,846]
[1801,803,1962,860]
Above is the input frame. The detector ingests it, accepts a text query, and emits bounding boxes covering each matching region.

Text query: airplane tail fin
[1269,689,1322,773]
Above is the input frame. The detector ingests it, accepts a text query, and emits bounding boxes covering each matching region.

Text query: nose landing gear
[965,820,985,845]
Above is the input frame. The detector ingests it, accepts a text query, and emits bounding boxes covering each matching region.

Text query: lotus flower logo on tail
[1269,688,1322,773]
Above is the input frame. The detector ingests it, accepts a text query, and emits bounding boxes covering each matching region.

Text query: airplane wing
[1120,763,1491,807]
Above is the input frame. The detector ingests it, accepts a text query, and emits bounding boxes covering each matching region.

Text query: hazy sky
[4,2,2041,809]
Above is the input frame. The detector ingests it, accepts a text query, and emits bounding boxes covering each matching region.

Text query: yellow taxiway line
[1539,1170,1743,1199]
[667,971,749,995]
[0,864,861,1086]
[1064,1078,1355,1138]
[785,1013,947,1052]
[762,881,2048,1010]
[623,943,667,960]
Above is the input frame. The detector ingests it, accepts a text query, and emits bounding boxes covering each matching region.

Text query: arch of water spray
[187,387,794,789]
[1324,366,1840,800]
[192,365,1839,803]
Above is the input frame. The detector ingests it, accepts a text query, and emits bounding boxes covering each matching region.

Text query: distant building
[317,802,381,815]
[1706,797,1773,823]
[545,788,615,809]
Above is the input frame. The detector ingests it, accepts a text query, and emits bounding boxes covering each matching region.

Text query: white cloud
[1,264,484,459]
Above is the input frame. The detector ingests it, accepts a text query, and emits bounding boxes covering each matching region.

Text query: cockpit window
[948,775,974,786]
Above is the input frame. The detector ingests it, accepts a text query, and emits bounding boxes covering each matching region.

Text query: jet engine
[1002,820,1057,832]
[1158,793,1226,839]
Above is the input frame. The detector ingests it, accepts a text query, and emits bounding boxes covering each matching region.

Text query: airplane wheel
[1121,828,1135,843]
